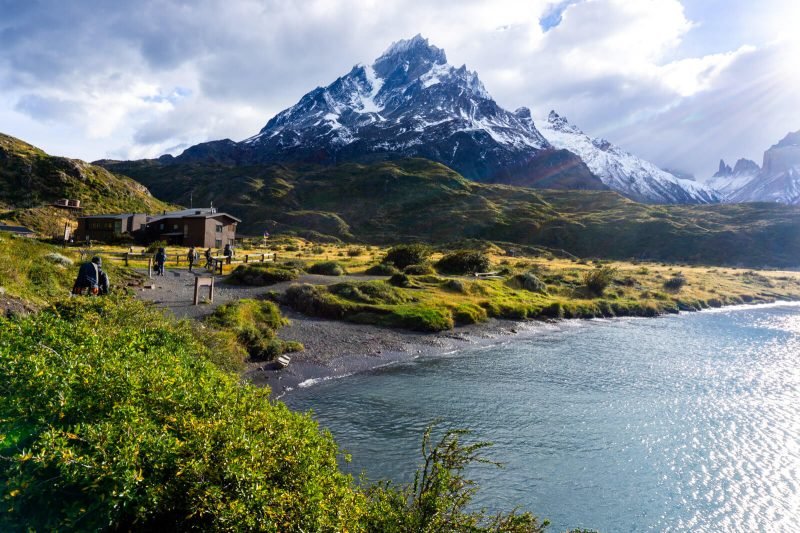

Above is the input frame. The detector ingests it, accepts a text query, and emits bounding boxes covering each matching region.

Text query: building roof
[78,213,140,220]
[0,224,35,234]
[148,212,242,224]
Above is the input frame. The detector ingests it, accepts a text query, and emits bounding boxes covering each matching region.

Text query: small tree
[583,266,617,296]
[364,425,548,532]
[663,273,687,291]
[435,250,490,275]
[383,244,432,269]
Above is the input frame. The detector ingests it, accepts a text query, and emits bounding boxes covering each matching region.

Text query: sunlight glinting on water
[285,305,800,532]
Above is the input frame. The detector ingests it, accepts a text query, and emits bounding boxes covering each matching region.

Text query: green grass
[279,253,800,332]
[0,133,174,236]
[101,157,800,268]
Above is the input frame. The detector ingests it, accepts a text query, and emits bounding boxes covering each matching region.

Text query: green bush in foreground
[308,261,346,276]
[436,250,491,275]
[364,426,547,532]
[0,297,547,531]
[0,297,361,531]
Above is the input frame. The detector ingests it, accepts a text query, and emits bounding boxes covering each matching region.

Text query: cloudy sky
[1,0,798,178]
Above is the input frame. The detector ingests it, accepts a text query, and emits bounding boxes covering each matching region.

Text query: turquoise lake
[284,304,800,531]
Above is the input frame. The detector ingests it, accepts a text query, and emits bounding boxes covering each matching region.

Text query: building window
[215,239,222,248]
[173,224,179,230]
[159,223,164,230]
[216,224,223,233]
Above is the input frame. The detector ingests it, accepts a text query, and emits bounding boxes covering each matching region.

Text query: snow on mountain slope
[175,34,602,190]
[722,131,800,204]
[703,159,760,200]
[539,111,721,204]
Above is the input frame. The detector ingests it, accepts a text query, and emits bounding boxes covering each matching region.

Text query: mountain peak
[547,110,583,134]
[773,130,800,149]
[375,34,446,67]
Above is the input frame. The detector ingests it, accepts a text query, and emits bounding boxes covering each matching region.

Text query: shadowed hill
[101,157,800,268]
[0,133,173,235]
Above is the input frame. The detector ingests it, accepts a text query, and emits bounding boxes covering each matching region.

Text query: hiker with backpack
[187,246,199,272]
[154,247,167,276]
[73,256,109,295]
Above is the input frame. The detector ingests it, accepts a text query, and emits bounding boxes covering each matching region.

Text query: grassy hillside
[0,133,173,236]
[103,157,800,268]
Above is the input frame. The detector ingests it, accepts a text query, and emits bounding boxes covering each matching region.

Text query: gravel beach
[134,268,525,397]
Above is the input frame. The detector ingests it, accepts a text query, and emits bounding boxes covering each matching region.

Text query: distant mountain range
[156,34,730,205]
[102,34,798,208]
[539,111,721,204]
[706,131,800,204]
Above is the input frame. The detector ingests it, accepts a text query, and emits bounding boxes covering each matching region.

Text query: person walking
[223,243,233,263]
[154,247,167,276]
[204,247,213,269]
[187,246,198,272]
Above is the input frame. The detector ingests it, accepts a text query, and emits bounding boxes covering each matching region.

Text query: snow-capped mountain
[704,158,760,200]
[173,35,603,190]
[539,111,722,204]
[704,131,800,204]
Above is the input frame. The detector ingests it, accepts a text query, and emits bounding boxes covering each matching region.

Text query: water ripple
[285,304,800,532]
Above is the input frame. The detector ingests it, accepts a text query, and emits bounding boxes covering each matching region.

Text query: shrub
[384,305,454,332]
[435,250,490,275]
[347,248,363,257]
[383,244,432,269]
[227,264,299,286]
[583,266,617,296]
[403,263,435,275]
[443,279,468,293]
[279,259,307,271]
[365,263,400,276]
[311,245,325,254]
[513,272,547,293]
[206,299,301,360]
[451,303,488,325]
[284,244,300,252]
[0,298,359,531]
[282,284,354,319]
[329,281,408,305]
[308,261,346,276]
[44,252,73,267]
[145,240,168,254]
[663,273,688,291]
[389,273,411,287]
[364,426,546,532]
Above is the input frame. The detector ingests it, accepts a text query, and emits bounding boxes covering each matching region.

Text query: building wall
[143,215,237,248]
[76,217,126,242]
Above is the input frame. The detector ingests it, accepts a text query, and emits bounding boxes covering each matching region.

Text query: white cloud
[0,0,796,178]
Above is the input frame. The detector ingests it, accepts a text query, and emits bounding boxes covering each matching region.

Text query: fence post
[261,253,265,262]
[245,254,249,263]
[148,257,153,278]
[124,252,129,266]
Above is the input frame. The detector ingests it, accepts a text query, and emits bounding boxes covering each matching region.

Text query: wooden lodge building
[76,207,240,248]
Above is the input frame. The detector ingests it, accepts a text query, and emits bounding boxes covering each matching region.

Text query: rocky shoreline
[244,310,528,398]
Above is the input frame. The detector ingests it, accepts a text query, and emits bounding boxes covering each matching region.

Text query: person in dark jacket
[187,246,198,272]
[73,256,103,295]
[154,247,167,276]
[204,247,213,269]
[223,243,233,263]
